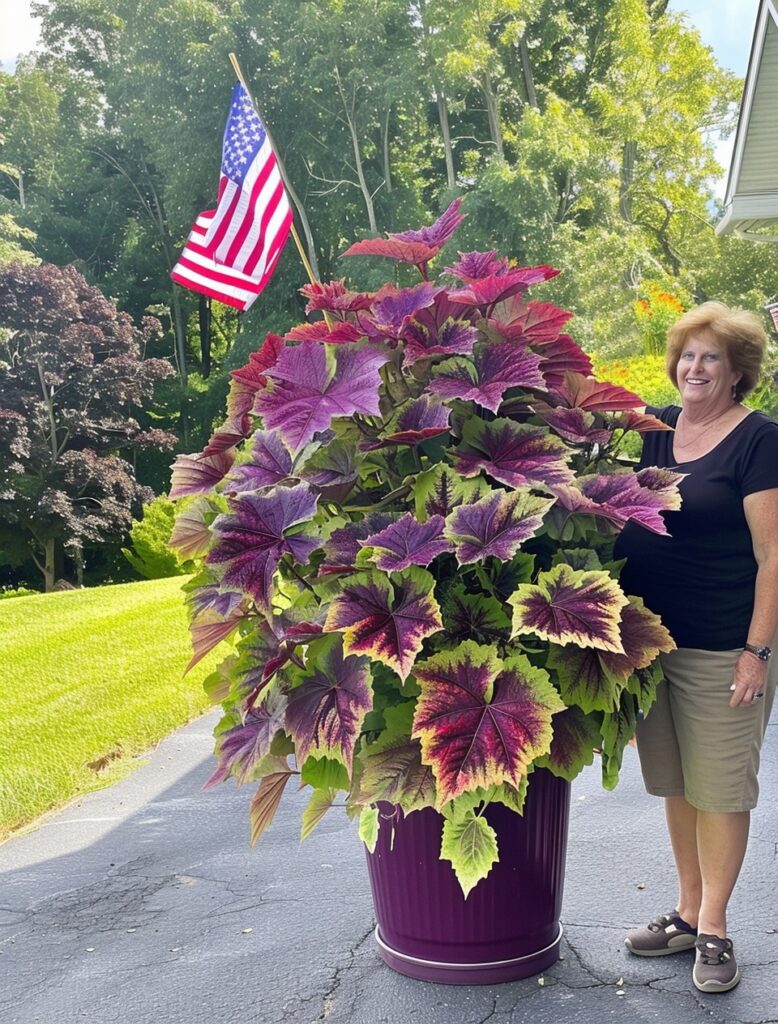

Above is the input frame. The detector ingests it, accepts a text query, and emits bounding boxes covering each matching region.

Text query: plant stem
[282,557,316,593]
[343,482,412,512]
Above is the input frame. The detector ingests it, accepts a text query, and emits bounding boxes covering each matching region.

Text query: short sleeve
[741,419,778,496]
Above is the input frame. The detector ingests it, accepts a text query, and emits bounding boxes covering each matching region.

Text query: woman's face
[675,329,741,409]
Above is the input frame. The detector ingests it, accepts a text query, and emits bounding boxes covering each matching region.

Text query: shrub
[123,494,189,580]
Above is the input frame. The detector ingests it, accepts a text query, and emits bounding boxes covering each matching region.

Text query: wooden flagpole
[228,52,320,291]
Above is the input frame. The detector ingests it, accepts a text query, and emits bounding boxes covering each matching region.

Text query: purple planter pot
[365,769,571,985]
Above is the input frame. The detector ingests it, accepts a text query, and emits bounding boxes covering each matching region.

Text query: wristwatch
[744,642,772,662]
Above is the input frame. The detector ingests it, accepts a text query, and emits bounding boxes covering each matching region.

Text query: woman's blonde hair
[666,301,768,402]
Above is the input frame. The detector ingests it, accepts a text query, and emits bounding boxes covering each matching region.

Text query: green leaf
[440,807,499,898]
[301,788,337,840]
[358,806,380,852]
[535,706,602,782]
[300,756,350,791]
[600,694,638,790]
[625,661,663,716]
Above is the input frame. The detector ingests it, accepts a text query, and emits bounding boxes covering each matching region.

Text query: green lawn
[0,576,223,840]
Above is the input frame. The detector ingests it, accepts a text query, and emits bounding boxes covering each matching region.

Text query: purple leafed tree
[0,262,176,589]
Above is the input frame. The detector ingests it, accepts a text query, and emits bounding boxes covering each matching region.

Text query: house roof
[717,0,778,239]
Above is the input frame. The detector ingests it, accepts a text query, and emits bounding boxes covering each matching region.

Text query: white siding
[736,15,778,194]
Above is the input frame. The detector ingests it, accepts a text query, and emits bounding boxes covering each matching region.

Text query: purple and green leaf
[360,512,452,571]
[445,488,553,564]
[324,566,443,680]
[412,641,564,806]
[453,417,574,489]
[284,635,372,775]
[429,341,546,413]
[509,563,629,653]
[206,483,319,607]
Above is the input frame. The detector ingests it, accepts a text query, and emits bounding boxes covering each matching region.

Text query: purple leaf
[257,342,389,450]
[445,489,554,564]
[389,198,466,247]
[360,512,452,571]
[454,417,574,489]
[169,449,235,499]
[188,584,245,618]
[612,411,673,434]
[222,333,284,435]
[224,430,293,493]
[540,407,612,445]
[204,689,288,789]
[206,483,319,607]
[362,395,450,450]
[186,604,246,672]
[532,335,593,388]
[429,341,546,413]
[552,471,683,536]
[285,636,372,775]
[324,566,443,680]
[369,282,438,339]
[444,250,509,281]
[319,513,396,574]
[400,291,479,365]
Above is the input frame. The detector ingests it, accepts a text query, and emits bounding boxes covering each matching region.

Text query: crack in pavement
[309,924,376,1024]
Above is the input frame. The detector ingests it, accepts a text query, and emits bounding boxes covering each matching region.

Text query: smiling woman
[615,300,778,994]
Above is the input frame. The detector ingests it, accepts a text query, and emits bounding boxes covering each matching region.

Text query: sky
[0,0,760,196]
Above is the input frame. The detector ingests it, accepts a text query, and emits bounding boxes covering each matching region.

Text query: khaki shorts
[635,644,778,812]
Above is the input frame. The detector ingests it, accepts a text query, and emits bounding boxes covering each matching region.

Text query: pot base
[373,923,564,985]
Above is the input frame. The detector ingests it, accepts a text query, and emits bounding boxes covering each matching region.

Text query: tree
[0,262,176,589]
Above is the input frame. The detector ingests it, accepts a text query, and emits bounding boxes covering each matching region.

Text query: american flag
[171,83,292,311]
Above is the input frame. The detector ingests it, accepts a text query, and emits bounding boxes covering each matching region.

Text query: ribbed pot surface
[365,769,571,984]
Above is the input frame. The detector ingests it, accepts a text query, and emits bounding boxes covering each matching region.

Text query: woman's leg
[696,810,750,937]
[664,795,702,926]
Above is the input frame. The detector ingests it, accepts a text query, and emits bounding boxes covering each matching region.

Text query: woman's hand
[729,650,769,708]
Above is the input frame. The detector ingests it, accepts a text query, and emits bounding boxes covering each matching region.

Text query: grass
[0,576,223,841]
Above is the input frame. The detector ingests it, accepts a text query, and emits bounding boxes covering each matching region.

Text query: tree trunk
[481,74,504,160]
[619,140,637,223]
[436,86,456,189]
[335,67,378,234]
[198,294,212,378]
[44,537,56,593]
[382,107,393,195]
[518,37,538,109]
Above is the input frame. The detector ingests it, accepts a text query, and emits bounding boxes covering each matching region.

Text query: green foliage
[0,586,38,600]
[594,353,678,409]
[122,493,189,579]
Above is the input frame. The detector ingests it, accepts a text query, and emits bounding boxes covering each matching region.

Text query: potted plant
[170,200,681,984]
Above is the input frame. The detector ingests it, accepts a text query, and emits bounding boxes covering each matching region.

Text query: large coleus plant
[170,200,681,897]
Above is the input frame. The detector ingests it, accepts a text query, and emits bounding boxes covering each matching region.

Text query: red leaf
[341,237,439,265]
[552,372,643,412]
[249,763,294,844]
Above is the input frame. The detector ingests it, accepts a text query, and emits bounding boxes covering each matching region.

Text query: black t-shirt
[615,405,778,649]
